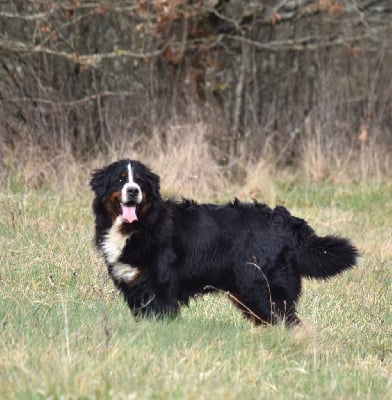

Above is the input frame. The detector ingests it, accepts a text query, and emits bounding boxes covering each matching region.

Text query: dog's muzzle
[120,183,142,223]
[122,183,142,205]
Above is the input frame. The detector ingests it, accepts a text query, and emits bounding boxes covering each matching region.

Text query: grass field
[1,178,391,399]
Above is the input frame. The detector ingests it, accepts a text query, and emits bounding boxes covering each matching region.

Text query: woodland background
[1,0,391,188]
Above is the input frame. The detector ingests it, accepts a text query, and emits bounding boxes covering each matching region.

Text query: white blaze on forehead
[127,162,133,182]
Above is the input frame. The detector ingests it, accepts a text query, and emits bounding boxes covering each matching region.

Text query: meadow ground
[0,177,391,399]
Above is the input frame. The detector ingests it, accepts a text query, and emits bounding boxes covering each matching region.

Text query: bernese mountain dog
[90,159,358,325]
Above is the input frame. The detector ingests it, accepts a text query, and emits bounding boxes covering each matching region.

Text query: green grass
[1,182,391,399]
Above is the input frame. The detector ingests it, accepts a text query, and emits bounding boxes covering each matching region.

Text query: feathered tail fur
[298,235,359,279]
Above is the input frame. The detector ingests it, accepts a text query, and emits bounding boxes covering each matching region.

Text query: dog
[90,159,358,325]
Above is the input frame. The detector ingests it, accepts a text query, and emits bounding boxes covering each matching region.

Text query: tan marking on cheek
[138,192,151,218]
[104,191,122,220]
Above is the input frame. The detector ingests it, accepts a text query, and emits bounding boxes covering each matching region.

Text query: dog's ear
[147,170,161,199]
[89,166,111,197]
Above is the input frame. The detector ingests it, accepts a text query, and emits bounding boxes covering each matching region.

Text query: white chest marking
[111,262,140,283]
[101,216,128,264]
[101,216,140,283]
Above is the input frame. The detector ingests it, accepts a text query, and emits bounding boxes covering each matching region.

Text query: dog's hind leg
[268,287,301,326]
[267,254,302,325]
[231,265,276,325]
[232,263,301,326]
[137,296,180,319]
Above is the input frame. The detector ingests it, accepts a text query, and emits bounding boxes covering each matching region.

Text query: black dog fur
[90,159,359,325]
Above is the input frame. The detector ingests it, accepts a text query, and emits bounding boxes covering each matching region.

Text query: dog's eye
[119,173,126,183]
[134,174,143,183]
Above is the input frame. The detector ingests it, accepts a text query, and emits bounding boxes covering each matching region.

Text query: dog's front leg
[149,247,180,318]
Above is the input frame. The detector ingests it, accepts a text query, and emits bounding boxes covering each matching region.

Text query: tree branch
[0,38,167,65]
[4,91,138,106]
[223,32,376,52]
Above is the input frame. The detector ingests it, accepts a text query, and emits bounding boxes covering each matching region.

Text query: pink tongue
[121,205,138,223]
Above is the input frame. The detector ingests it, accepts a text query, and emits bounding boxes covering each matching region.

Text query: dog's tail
[297,234,359,279]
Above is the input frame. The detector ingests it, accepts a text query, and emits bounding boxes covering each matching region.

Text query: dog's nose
[127,187,139,198]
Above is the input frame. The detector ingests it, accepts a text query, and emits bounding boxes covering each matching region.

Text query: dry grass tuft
[234,158,278,204]
[2,120,391,201]
[3,136,88,191]
[145,123,227,200]
[301,125,391,183]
